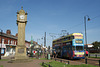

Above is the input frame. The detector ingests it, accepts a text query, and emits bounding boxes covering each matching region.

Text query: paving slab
[0,59,52,67]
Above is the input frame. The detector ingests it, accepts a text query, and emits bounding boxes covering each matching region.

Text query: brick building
[0,30,31,56]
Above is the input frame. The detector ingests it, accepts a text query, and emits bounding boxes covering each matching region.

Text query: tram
[52,33,85,59]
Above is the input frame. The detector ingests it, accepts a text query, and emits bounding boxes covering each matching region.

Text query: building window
[15,41,16,45]
[8,40,10,44]
[5,39,6,43]
[12,41,14,45]
[11,40,13,44]
[2,39,4,44]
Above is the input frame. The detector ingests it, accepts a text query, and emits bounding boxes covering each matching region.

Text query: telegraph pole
[30,36,33,57]
[0,29,3,60]
[44,32,46,47]
[44,32,46,57]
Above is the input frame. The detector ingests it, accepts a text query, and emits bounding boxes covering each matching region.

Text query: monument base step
[8,58,33,63]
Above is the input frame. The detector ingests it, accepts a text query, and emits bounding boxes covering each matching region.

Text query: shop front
[4,44,16,56]
[0,44,6,56]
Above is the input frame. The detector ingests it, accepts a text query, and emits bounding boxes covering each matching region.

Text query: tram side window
[53,41,55,43]
[65,37,67,40]
[72,46,75,51]
[71,36,74,39]
[64,38,66,41]
[67,37,70,40]
[64,47,66,50]
[66,45,68,50]
[68,46,70,50]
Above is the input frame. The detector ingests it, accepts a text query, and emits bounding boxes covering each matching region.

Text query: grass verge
[0,59,8,61]
[0,65,3,67]
[40,61,98,67]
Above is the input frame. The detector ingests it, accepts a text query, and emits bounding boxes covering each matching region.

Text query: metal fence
[88,54,100,58]
[88,49,100,53]
[85,58,100,66]
[51,57,70,64]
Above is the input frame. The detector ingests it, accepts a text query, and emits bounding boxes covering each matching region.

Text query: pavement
[0,59,52,67]
[0,55,52,67]
[0,55,86,67]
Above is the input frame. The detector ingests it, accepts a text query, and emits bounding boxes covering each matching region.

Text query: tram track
[68,58,100,66]
[51,57,100,66]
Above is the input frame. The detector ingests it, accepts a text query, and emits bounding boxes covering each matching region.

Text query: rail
[85,58,100,66]
[42,62,52,67]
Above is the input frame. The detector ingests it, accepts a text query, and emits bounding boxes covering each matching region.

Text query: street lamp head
[88,18,90,21]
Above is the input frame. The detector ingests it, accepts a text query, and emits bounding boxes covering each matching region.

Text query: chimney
[15,33,18,37]
[6,30,11,35]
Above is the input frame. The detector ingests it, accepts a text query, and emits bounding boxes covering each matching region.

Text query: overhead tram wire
[90,15,100,20]
[86,15,100,30]
[66,15,100,32]
[67,22,83,31]
[88,23,100,29]
[49,15,100,38]
[49,22,84,38]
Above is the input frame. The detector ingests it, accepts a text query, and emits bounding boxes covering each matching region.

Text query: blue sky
[0,0,100,47]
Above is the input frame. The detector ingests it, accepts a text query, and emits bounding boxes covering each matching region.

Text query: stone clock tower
[15,7,28,60]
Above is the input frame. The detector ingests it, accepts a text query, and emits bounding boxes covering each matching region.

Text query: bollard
[89,54,90,58]
[68,61,69,64]
[85,58,87,64]
[55,59,56,61]
[42,62,44,66]
[49,64,50,67]
[51,57,52,60]
[99,60,100,66]
[95,54,97,58]
[60,60,62,63]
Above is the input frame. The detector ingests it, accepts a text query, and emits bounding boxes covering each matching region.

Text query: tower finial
[21,6,23,10]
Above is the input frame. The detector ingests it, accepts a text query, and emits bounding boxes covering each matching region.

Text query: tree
[92,41,100,49]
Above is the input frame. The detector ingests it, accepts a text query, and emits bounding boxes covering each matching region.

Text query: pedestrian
[27,51,30,56]
[86,51,88,57]
[54,51,56,58]
[33,51,36,57]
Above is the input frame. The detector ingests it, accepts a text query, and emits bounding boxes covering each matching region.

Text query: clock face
[20,15,25,19]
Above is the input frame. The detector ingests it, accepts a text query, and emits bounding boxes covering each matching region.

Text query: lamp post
[84,15,90,51]
[30,36,33,57]
[37,39,40,44]
[0,29,3,59]
[41,36,45,58]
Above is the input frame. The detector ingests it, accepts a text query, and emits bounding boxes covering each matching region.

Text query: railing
[85,58,100,66]
[88,49,100,53]
[51,57,70,64]
[42,62,52,67]
[88,54,100,58]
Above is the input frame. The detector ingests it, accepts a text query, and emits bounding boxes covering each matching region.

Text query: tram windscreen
[76,46,83,51]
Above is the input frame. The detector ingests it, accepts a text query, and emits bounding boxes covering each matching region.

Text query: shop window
[6,47,10,52]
